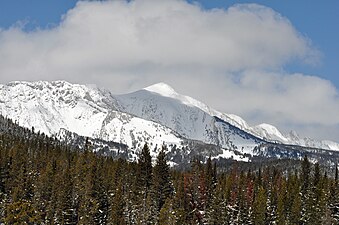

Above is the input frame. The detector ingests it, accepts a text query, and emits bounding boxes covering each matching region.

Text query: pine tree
[111,179,126,225]
[205,156,214,197]
[310,162,325,225]
[4,114,339,225]
[300,155,312,224]
[58,165,77,225]
[136,143,153,224]
[186,158,207,224]
[276,177,286,225]
[4,200,41,224]
[34,160,57,223]
[93,160,109,224]
[159,198,177,225]
[0,147,9,221]
[301,155,311,191]
[138,143,153,190]
[172,174,188,224]
[152,146,173,211]
[74,151,99,224]
[237,171,250,224]
[206,185,227,225]
[329,165,339,223]
[253,186,266,225]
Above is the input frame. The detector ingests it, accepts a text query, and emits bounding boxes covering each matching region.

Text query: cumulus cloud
[0,0,337,141]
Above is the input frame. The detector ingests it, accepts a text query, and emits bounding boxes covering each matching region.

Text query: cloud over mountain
[0,0,337,141]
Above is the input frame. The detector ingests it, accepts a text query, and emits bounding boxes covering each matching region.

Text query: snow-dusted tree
[152,146,173,211]
[159,198,177,225]
[329,165,339,223]
[252,186,266,225]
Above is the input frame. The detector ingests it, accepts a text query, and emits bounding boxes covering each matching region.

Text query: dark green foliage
[138,143,152,190]
[329,165,339,223]
[253,186,266,225]
[158,198,176,224]
[1,115,339,224]
[111,179,126,225]
[152,146,173,211]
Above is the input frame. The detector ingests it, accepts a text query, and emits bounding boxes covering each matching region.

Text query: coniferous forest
[1,115,339,224]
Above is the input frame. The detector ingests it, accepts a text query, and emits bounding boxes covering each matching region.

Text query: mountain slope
[138,83,339,151]
[0,80,119,137]
[0,81,250,163]
[116,86,265,153]
[1,80,338,157]
[0,81,185,152]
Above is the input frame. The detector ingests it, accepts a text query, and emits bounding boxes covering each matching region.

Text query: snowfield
[0,80,338,161]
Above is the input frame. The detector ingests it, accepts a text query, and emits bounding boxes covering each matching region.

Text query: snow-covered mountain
[116,83,264,154]
[0,81,185,153]
[136,82,339,151]
[0,80,338,159]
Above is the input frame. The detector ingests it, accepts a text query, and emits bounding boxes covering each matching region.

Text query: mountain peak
[143,82,178,97]
[255,123,288,142]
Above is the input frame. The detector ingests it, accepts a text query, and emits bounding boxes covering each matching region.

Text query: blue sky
[0,0,338,87]
[0,0,338,142]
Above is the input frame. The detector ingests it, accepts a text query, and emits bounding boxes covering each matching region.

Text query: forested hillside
[1,115,339,224]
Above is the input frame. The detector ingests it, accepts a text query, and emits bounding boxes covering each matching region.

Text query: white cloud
[0,0,337,141]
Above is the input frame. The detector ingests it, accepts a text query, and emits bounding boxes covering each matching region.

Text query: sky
[0,0,338,142]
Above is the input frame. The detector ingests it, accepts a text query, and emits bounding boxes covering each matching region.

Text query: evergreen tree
[253,186,266,225]
[289,191,302,224]
[2,114,339,225]
[206,185,227,225]
[301,155,311,191]
[205,156,215,197]
[4,200,41,224]
[136,143,153,224]
[329,165,339,223]
[58,165,77,225]
[138,143,153,190]
[300,155,312,224]
[111,179,126,225]
[152,146,173,211]
[74,151,99,224]
[276,177,286,225]
[172,175,188,224]
[34,160,57,223]
[310,162,325,225]
[159,198,177,225]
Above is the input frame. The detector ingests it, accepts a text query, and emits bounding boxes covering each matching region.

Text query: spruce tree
[253,186,266,225]
[172,175,188,224]
[58,166,77,225]
[206,186,228,225]
[310,162,325,225]
[111,179,126,225]
[159,198,177,225]
[300,155,312,224]
[276,178,286,225]
[136,143,153,224]
[4,200,41,224]
[138,143,153,190]
[152,146,173,211]
[329,165,339,223]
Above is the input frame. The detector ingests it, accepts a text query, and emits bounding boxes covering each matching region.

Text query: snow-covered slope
[253,123,289,143]
[144,83,256,134]
[116,88,218,144]
[0,81,118,136]
[116,84,264,153]
[1,80,338,155]
[139,83,339,151]
[0,81,185,152]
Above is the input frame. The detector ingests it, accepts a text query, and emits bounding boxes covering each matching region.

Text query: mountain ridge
[0,80,338,154]
[141,82,339,151]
